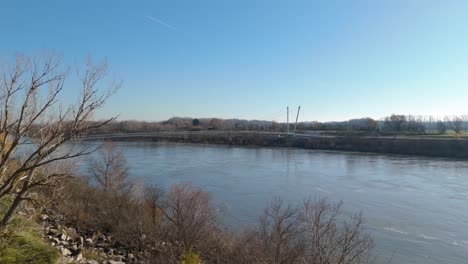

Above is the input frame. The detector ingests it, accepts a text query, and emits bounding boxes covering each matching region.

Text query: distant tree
[452,116,464,134]
[355,118,379,131]
[436,120,447,134]
[366,118,378,131]
[405,115,426,133]
[382,114,407,131]
[208,118,223,130]
[192,119,200,127]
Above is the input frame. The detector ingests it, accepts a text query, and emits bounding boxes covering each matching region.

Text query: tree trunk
[0,192,24,230]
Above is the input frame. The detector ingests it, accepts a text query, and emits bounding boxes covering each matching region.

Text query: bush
[234,197,374,264]
[181,248,201,264]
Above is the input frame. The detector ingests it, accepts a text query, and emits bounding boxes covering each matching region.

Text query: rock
[116,249,127,255]
[52,237,60,244]
[85,261,99,264]
[61,247,72,256]
[77,236,84,246]
[59,233,67,241]
[75,252,83,261]
[97,242,111,248]
[104,247,114,255]
[40,214,48,221]
[70,244,79,252]
[85,238,93,245]
[67,227,76,234]
[48,228,59,236]
[106,260,126,264]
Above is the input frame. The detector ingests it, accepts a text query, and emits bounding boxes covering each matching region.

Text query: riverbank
[86,133,468,159]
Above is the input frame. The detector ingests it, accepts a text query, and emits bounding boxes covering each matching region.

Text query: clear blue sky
[2,0,468,122]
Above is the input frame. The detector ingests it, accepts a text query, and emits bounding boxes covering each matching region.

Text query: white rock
[71,244,79,251]
[107,260,126,264]
[77,236,84,245]
[75,252,83,261]
[61,247,72,256]
[59,233,67,241]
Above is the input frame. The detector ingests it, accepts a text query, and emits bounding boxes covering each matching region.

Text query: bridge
[77,130,327,141]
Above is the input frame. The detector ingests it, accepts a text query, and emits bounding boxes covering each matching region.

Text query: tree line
[88,115,468,135]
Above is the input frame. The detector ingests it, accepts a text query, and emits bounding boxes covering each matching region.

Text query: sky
[1,0,468,122]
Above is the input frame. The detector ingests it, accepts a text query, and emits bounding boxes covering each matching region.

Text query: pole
[287,106,289,134]
[293,106,301,135]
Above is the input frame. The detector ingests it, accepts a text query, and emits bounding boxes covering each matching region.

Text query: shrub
[181,247,201,264]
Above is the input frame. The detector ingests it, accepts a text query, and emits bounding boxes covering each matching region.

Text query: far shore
[81,132,468,159]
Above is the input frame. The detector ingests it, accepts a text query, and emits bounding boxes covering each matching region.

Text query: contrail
[146,15,177,30]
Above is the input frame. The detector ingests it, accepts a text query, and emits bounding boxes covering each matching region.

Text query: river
[81,141,468,264]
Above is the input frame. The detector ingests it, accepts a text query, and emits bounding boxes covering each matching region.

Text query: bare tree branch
[0,52,118,229]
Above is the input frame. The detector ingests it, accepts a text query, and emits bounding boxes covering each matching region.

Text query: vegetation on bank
[87,114,468,137]
[0,140,376,264]
[49,141,375,264]
[0,197,58,264]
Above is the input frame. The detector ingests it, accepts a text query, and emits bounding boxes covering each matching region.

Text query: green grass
[0,230,59,264]
[0,196,59,264]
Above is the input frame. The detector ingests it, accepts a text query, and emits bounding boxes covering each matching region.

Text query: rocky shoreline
[40,213,138,264]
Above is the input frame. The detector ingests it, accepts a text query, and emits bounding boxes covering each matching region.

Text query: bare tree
[299,198,374,264]
[141,184,163,225]
[381,114,406,132]
[240,197,304,264]
[208,118,223,130]
[88,141,129,193]
[452,116,464,134]
[271,121,280,132]
[160,183,218,250]
[236,197,374,264]
[0,52,118,229]
[436,120,447,134]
